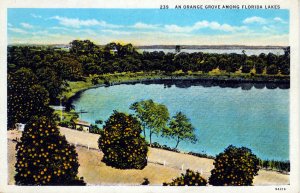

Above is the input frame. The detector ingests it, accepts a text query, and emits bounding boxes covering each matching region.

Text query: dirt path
[7,128,289,185]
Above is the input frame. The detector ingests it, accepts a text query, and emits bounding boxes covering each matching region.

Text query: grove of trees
[7,40,290,128]
[8,39,289,185]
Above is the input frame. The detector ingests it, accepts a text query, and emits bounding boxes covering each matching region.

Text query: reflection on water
[111,79,290,90]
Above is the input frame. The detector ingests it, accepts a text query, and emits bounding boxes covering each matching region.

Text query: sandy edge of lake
[7,128,289,186]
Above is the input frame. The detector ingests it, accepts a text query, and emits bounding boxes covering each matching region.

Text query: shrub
[163,169,207,186]
[150,142,179,153]
[141,178,150,185]
[98,111,148,169]
[188,152,215,159]
[209,145,259,186]
[266,64,279,75]
[58,120,72,128]
[89,124,103,134]
[15,116,85,185]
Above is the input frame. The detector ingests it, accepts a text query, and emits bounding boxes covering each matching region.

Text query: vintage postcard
[0,0,299,193]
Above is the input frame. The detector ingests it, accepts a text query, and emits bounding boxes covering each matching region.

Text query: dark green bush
[209,145,259,186]
[89,124,103,134]
[141,178,150,185]
[98,111,148,169]
[15,116,85,185]
[58,120,72,128]
[163,169,207,186]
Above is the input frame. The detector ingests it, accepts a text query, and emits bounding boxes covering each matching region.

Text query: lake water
[72,82,289,161]
[137,48,284,56]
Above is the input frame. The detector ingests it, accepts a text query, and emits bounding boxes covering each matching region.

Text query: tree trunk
[143,125,146,138]
[149,129,152,146]
[175,137,180,149]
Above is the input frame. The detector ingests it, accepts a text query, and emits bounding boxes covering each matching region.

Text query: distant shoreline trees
[8,39,290,108]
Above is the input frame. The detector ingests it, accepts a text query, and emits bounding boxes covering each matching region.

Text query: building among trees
[73,119,91,132]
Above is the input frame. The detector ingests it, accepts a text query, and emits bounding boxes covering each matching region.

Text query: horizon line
[7,43,289,48]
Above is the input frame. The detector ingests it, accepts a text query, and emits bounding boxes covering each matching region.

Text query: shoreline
[64,74,290,108]
[61,75,290,166]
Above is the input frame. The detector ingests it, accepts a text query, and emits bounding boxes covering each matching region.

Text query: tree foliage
[7,68,53,128]
[15,116,85,185]
[163,169,207,186]
[266,64,279,75]
[162,112,197,149]
[209,145,259,186]
[130,99,169,145]
[7,42,290,110]
[98,111,148,169]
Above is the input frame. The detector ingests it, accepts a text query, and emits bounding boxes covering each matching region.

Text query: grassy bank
[62,70,289,101]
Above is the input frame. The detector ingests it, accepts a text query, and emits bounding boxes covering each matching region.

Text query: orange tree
[163,169,207,186]
[8,68,53,129]
[98,111,148,169]
[209,145,259,186]
[15,116,85,185]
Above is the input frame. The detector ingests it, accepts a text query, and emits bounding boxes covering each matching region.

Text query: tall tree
[54,57,83,80]
[130,100,169,145]
[36,67,65,103]
[163,112,197,149]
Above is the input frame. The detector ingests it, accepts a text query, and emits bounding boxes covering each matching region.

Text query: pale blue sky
[8,9,289,45]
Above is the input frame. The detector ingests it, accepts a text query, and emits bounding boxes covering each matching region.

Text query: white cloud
[8,27,28,34]
[243,16,267,24]
[51,16,121,28]
[51,26,71,31]
[21,22,34,29]
[164,20,247,33]
[8,23,13,27]
[274,17,287,24]
[132,22,159,29]
[74,29,97,36]
[31,13,42,18]
[8,30,288,46]
[262,26,273,32]
[101,29,131,35]
[32,30,49,35]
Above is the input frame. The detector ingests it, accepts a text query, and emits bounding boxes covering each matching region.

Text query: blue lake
[72,82,289,161]
[137,48,284,56]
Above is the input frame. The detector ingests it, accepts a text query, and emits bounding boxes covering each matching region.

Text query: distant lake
[72,81,289,161]
[137,48,284,56]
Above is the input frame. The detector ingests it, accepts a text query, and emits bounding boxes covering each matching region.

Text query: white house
[73,119,91,133]
[15,123,26,132]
